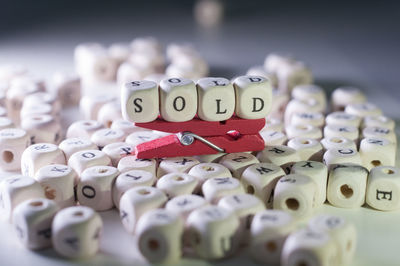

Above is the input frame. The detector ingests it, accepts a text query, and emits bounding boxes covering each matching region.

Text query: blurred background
[0,0,399,115]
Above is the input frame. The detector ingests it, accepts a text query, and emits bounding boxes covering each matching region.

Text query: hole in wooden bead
[2,150,14,163]
[202,166,215,172]
[173,176,185,181]
[106,121,112,128]
[247,185,255,195]
[32,116,42,121]
[83,121,93,126]
[371,160,381,167]
[29,200,43,207]
[137,189,150,195]
[98,168,108,173]
[148,238,159,251]
[383,168,395,175]
[340,185,353,198]
[265,241,277,252]
[300,139,310,145]
[285,198,299,211]
[73,211,84,216]
[331,137,343,143]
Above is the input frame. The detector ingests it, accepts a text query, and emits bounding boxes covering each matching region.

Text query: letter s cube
[121,80,159,123]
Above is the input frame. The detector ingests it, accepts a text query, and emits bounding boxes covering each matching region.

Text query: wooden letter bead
[0,128,30,171]
[79,94,117,120]
[291,161,328,207]
[156,173,198,198]
[136,209,183,264]
[74,43,118,81]
[21,143,66,177]
[157,156,200,178]
[260,130,288,146]
[23,91,60,113]
[77,166,119,211]
[323,148,361,169]
[21,114,62,144]
[188,162,232,191]
[202,177,244,204]
[290,112,325,128]
[345,102,382,118]
[320,136,357,151]
[325,111,361,127]
[165,194,208,221]
[90,128,126,149]
[159,78,197,122]
[273,174,316,217]
[287,138,323,161]
[186,205,240,259]
[12,198,58,249]
[52,72,81,107]
[360,137,396,170]
[327,164,368,208]
[112,170,156,208]
[276,62,313,92]
[97,101,123,127]
[125,130,161,147]
[256,145,300,173]
[323,124,359,142]
[218,194,265,244]
[66,120,104,139]
[0,176,45,221]
[52,206,103,259]
[219,152,259,178]
[285,124,322,140]
[362,115,395,130]
[121,80,159,123]
[281,228,338,266]
[117,155,157,175]
[331,86,366,111]
[68,149,111,175]
[366,166,400,211]
[111,119,145,135]
[59,137,98,160]
[291,84,326,110]
[196,77,235,121]
[102,142,134,166]
[119,186,167,233]
[308,215,357,265]
[362,126,397,143]
[35,164,76,208]
[250,210,296,265]
[241,163,285,207]
[20,103,54,119]
[284,99,325,126]
[233,75,272,119]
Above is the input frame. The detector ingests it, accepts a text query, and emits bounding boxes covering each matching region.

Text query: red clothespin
[134,116,265,159]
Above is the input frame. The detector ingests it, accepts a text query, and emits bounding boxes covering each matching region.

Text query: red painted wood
[135,117,265,136]
[135,134,265,159]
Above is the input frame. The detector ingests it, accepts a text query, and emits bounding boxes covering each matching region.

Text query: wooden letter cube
[52,206,103,259]
[13,198,58,249]
[366,166,400,211]
[159,78,197,122]
[0,128,30,171]
[196,77,235,121]
[233,75,272,119]
[327,164,368,208]
[121,80,159,123]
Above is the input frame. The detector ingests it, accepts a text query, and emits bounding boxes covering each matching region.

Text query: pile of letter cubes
[0,37,397,265]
